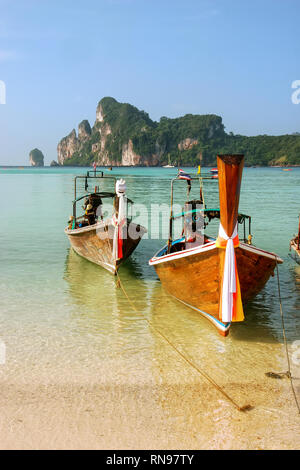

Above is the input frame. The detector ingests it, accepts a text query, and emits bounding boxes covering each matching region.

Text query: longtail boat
[65,169,146,274]
[289,215,300,264]
[149,155,283,336]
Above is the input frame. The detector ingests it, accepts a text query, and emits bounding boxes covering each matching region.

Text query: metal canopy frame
[167,174,251,253]
[74,170,116,200]
[72,170,132,223]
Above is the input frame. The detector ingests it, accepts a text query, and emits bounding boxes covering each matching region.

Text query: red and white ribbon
[216,223,239,322]
[112,179,127,261]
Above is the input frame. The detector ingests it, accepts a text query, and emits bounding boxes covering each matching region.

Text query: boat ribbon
[112,179,127,261]
[215,222,244,323]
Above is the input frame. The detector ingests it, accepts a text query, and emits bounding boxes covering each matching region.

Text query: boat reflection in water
[63,248,155,357]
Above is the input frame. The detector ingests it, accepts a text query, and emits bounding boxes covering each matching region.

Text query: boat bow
[216,155,244,323]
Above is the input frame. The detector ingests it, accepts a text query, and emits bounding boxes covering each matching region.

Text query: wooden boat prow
[149,154,283,336]
[218,154,244,236]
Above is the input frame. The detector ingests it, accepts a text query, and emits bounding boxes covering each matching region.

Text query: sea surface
[0,165,299,449]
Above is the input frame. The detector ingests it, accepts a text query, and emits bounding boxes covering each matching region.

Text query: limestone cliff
[121,139,160,166]
[78,120,91,141]
[58,96,300,166]
[57,97,300,166]
[96,101,105,123]
[57,97,228,166]
[57,129,78,165]
[57,120,92,164]
[178,138,198,151]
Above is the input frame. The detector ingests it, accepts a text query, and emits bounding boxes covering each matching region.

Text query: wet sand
[0,347,299,450]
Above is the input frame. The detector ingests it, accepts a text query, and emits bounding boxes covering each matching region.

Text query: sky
[0,0,299,165]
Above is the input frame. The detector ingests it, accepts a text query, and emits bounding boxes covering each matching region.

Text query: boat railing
[72,170,118,222]
[74,170,117,200]
[72,191,134,224]
[167,175,252,251]
[168,176,208,252]
[170,207,251,244]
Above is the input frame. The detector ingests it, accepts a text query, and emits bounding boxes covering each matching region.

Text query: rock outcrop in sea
[29,148,44,167]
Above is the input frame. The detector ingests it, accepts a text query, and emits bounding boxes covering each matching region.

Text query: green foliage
[99,97,157,161]
[64,140,92,166]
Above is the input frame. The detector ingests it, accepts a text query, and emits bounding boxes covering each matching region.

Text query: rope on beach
[275,258,300,415]
[115,271,252,413]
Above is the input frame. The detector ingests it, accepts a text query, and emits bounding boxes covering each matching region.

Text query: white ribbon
[113,179,127,261]
[218,222,238,323]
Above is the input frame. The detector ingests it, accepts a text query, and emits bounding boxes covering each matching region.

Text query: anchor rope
[102,198,250,412]
[102,217,299,415]
[275,257,300,415]
[115,270,251,413]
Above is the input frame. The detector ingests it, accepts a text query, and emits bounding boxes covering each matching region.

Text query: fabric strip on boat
[112,179,127,261]
[216,223,244,323]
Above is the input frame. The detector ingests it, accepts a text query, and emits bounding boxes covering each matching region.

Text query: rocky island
[29,148,44,167]
[57,97,300,167]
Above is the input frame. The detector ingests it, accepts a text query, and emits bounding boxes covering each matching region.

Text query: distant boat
[290,215,300,264]
[149,154,283,336]
[163,154,175,168]
[65,170,147,274]
[283,168,292,171]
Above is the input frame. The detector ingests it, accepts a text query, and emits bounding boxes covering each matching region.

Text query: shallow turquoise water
[0,165,299,388]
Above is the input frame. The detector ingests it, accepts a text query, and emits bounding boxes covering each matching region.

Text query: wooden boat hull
[65,219,146,274]
[149,241,283,335]
[290,240,300,265]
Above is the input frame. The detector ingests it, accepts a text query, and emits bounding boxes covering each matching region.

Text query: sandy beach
[0,341,299,450]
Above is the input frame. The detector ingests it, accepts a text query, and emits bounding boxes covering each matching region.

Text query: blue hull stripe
[174,297,231,332]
